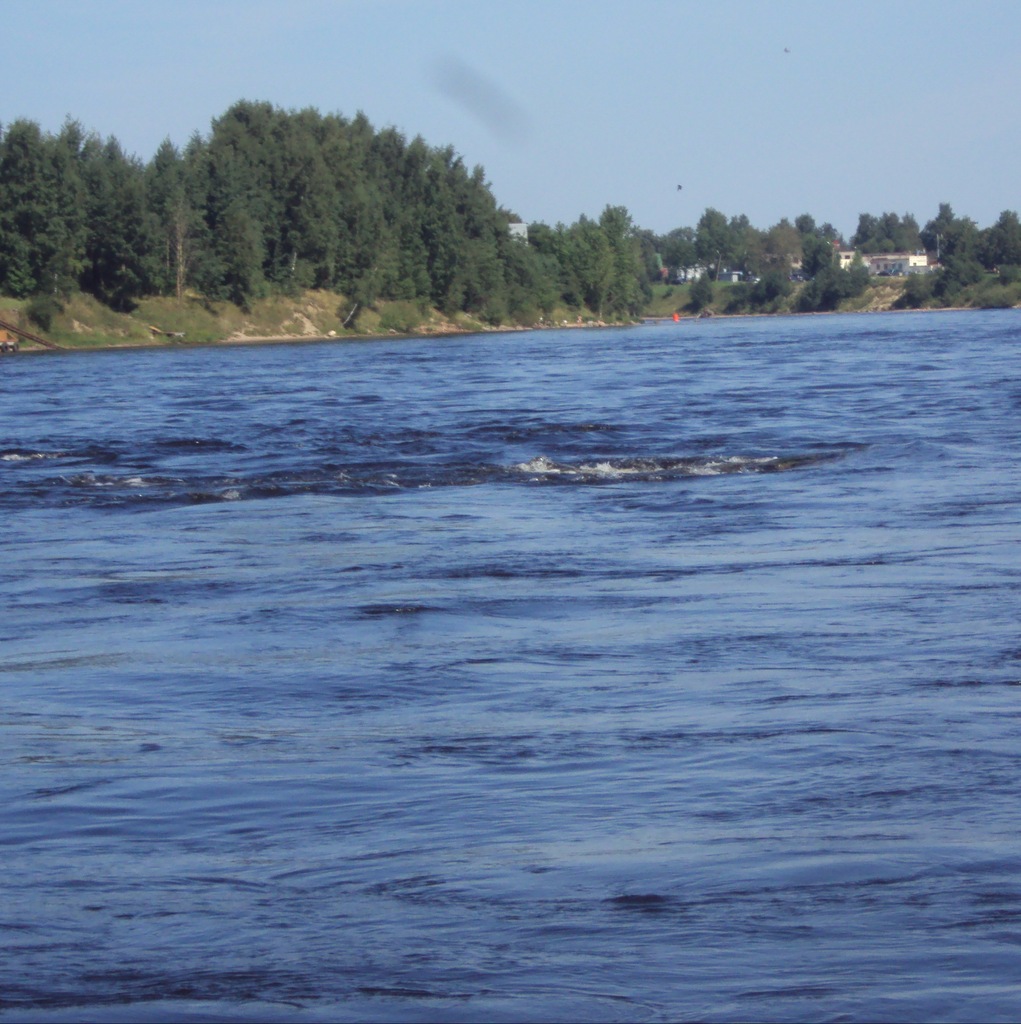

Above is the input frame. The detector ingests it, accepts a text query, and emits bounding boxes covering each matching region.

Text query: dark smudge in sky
[433,56,530,142]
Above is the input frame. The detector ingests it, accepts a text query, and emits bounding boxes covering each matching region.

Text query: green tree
[46,119,90,298]
[797,260,868,312]
[0,119,61,297]
[634,228,663,286]
[761,218,802,273]
[599,205,645,317]
[177,133,222,299]
[748,270,792,309]
[271,108,342,292]
[921,203,978,263]
[883,203,987,304]
[660,226,697,279]
[79,136,151,310]
[979,210,1021,270]
[695,208,733,278]
[564,215,614,316]
[851,211,922,253]
[729,214,766,276]
[497,225,555,322]
[146,138,205,299]
[932,255,983,303]
[801,233,835,279]
[218,202,266,308]
[796,214,840,243]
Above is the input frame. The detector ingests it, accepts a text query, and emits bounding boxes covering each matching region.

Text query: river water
[2,310,1020,1022]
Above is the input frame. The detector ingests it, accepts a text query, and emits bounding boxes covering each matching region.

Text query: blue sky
[5,0,1020,239]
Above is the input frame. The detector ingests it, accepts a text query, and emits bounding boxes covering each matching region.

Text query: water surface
[2,310,1020,1021]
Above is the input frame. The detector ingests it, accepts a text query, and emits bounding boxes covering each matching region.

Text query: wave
[512,451,843,480]
[1,447,68,462]
[1,448,852,510]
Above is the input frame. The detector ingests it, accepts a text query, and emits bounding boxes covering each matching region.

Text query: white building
[865,252,931,276]
[674,265,709,283]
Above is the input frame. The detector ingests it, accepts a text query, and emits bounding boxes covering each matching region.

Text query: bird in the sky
[677,184,683,191]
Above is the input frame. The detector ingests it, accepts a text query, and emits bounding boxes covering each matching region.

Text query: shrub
[894,274,935,309]
[749,271,792,310]
[25,293,62,332]
[796,265,868,313]
[723,283,751,314]
[378,300,426,333]
[687,275,713,312]
[972,278,1019,309]
[933,257,984,303]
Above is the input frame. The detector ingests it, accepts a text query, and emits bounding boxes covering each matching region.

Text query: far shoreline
[2,301,1015,355]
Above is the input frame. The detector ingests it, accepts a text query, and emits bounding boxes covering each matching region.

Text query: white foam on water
[2,450,63,462]
[515,455,564,475]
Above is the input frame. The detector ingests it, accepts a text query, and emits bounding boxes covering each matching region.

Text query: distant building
[508,222,528,243]
[830,249,933,275]
[865,252,931,276]
[674,265,709,283]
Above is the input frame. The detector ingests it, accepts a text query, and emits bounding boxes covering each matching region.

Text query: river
[2,309,1020,1022]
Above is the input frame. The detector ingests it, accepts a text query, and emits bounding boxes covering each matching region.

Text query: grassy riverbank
[0,291,629,351]
[644,274,1021,318]
[2,275,1018,352]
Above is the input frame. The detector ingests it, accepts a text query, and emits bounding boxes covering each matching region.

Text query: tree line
[660,205,1021,313]
[0,101,649,327]
[1,100,1019,325]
